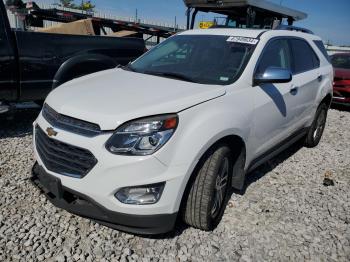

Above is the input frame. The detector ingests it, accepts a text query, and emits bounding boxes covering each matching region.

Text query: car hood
[46,69,226,130]
[334,68,350,80]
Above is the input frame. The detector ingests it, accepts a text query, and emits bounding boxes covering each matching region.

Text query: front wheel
[305,103,328,148]
[182,145,233,231]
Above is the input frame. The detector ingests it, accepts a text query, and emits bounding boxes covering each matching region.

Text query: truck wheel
[305,103,328,148]
[182,145,233,230]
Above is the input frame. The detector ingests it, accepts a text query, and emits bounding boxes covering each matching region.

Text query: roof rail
[276,25,314,34]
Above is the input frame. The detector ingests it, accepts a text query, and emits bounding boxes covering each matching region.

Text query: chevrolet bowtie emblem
[46,127,58,137]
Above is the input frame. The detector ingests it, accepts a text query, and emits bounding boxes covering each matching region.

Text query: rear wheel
[305,103,328,148]
[182,145,233,230]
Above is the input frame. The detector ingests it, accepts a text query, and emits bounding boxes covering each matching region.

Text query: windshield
[129,35,256,85]
[331,54,350,69]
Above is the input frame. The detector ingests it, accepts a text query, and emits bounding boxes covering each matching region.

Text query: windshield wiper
[143,71,196,83]
[119,63,136,72]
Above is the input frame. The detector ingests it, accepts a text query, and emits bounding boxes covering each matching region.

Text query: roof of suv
[179,28,321,42]
[180,28,266,38]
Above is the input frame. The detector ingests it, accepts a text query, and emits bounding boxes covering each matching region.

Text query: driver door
[252,38,301,158]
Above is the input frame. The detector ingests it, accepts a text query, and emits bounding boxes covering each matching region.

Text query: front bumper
[31,163,177,235]
[33,113,190,214]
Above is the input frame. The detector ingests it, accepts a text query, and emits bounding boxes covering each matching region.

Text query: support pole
[190,9,198,29]
[287,17,293,25]
[186,7,191,29]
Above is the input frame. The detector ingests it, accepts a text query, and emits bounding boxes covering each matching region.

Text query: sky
[42,0,350,46]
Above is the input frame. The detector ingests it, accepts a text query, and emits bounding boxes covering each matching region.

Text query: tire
[305,103,328,148]
[182,145,233,230]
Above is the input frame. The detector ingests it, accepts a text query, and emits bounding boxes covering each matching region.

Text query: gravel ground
[0,108,349,261]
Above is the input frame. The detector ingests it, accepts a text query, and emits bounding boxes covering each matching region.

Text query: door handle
[317,75,323,82]
[290,87,298,95]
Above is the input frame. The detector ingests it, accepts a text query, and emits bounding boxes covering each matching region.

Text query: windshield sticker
[227,36,259,45]
[220,76,229,81]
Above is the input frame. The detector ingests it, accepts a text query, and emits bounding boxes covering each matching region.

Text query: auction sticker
[227,36,259,45]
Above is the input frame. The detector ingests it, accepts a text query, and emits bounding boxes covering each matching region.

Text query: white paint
[34,28,333,223]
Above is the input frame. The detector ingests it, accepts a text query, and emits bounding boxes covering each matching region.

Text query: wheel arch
[321,93,333,108]
[177,134,247,215]
[217,135,247,190]
[196,134,247,190]
[52,54,118,89]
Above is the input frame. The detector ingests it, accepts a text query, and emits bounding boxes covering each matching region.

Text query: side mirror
[254,67,292,85]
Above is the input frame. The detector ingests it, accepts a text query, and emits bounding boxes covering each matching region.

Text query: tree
[58,0,95,11]
[79,1,95,11]
[59,0,75,8]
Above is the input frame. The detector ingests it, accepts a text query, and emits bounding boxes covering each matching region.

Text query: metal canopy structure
[6,1,179,42]
[184,0,307,29]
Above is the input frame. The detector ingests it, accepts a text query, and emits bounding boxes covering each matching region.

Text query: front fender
[155,94,254,168]
[153,93,254,211]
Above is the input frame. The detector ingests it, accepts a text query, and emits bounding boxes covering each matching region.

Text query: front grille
[42,104,101,137]
[35,126,97,178]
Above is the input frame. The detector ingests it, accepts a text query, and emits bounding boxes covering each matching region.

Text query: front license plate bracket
[37,167,63,199]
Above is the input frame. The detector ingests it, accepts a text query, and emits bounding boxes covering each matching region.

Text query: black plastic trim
[31,163,177,235]
[247,128,307,172]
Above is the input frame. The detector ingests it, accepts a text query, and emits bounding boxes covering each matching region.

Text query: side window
[256,39,292,75]
[290,39,320,74]
[314,40,331,62]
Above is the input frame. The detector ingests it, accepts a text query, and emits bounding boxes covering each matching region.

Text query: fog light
[115,183,165,205]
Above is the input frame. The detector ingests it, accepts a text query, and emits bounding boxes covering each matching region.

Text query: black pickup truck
[0,1,145,113]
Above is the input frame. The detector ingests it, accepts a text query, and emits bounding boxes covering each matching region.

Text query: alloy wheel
[211,157,229,218]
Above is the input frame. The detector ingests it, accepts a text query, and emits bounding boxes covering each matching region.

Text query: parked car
[32,27,333,234]
[0,0,145,113]
[330,53,350,105]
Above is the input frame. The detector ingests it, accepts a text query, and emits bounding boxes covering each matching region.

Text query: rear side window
[290,39,320,74]
[256,39,292,74]
[314,40,331,62]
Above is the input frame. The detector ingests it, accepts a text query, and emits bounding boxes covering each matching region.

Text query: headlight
[106,114,178,155]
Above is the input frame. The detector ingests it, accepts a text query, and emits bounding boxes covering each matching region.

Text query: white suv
[32,28,333,234]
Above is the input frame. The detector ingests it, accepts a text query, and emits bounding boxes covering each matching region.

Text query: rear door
[288,38,321,126]
[0,2,17,101]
